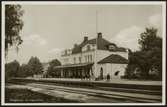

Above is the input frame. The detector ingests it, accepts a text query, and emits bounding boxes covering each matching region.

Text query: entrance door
[100,67,103,80]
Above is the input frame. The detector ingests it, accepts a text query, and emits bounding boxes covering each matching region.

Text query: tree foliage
[126,27,162,80]
[27,56,43,76]
[49,59,61,67]
[5,57,44,79]
[47,59,61,77]
[5,60,20,80]
[5,5,24,56]
[19,64,32,77]
[139,27,162,51]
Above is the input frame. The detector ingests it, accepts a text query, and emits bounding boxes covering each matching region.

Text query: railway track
[7,78,162,103]
[27,83,161,103]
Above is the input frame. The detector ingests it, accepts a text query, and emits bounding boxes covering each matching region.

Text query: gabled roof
[72,35,127,54]
[98,54,128,64]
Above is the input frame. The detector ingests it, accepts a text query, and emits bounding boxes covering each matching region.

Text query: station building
[54,32,129,80]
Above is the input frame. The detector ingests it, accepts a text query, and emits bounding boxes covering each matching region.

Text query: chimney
[97,32,102,38]
[84,36,88,42]
[74,44,78,48]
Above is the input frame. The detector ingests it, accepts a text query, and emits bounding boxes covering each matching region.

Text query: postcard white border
[1,1,166,106]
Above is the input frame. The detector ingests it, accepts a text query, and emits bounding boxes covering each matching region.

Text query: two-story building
[54,32,129,80]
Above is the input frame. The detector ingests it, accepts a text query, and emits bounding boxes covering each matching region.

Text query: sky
[6,4,163,64]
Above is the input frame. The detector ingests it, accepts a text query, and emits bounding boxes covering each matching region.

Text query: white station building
[54,32,129,80]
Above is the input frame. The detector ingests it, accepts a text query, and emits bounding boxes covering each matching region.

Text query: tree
[139,27,162,51]
[5,60,20,80]
[27,56,43,77]
[5,5,24,56]
[18,64,32,77]
[47,59,61,77]
[139,27,162,79]
[129,51,153,79]
[126,27,162,80]
[49,59,61,67]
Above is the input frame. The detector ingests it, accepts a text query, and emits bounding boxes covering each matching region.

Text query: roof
[54,62,94,69]
[98,54,128,64]
[72,36,126,54]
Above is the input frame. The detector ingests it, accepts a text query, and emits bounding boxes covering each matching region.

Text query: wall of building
[71,53,82,64]
[81,51,95,63]
[82,43,96,52]
[110,64,127,79]
[97,63,127,79]
[95,64,106,78]
[60,44,128,65]
[60,55,73,65]
[60,50,95,65]
[60,46,128,79]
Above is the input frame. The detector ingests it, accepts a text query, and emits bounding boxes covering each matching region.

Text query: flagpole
[94,10,98,81]
[96,10,98,34]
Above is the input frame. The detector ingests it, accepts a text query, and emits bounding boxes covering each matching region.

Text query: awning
[54,62,94,69]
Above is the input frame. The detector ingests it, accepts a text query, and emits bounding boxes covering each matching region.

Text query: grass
[5,88,80,103]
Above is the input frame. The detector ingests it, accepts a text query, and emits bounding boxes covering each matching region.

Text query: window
[85,56,87,62]
[109,45,115,50]
[90,55,92,62]
[92,44,96,50]
[74,57,76,64]
[79,57,81,63]
[65,50,68,55]
[114,71,120,76]
[87,45,91,51]
[85,55,89,62]
[100,67,103,79]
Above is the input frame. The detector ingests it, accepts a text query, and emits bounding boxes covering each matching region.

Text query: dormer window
[108,45,116,51]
